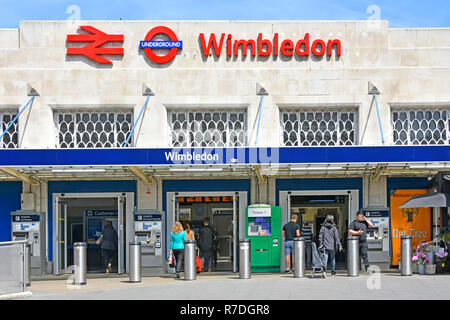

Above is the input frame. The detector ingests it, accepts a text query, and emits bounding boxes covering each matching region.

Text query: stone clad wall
[0,20,448,149]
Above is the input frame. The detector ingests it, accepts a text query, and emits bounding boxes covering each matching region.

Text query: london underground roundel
[140,26,182,64]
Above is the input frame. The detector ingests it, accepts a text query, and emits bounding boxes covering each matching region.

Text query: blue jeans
[323,249,336,272]
[284,240,294,255]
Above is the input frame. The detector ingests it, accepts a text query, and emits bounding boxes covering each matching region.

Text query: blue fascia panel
[0,146,448,166]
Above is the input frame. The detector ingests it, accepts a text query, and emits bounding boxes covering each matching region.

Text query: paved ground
[21,271,450,300]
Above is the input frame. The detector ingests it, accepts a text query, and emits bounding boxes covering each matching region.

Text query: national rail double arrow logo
[66,26,124,64]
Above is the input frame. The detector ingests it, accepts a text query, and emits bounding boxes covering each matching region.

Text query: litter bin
[184,240,196,281]
[129,242,141,282]
[239,239,251,279]
[73,242,86,285]
[293,237,306,278]
[401,236,413,276]
[347,235,359,277]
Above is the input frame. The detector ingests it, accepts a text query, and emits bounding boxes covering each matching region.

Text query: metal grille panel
[280,109,358,146]
[392,109,449,145]
[168,110,247,147]
[55,111,133,148]
[0,111,18,149]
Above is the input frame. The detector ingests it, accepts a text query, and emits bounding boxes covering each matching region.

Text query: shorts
[284,240,294,255]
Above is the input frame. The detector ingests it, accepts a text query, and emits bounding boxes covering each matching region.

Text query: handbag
[168,253,175,268]
[96,234,104,245]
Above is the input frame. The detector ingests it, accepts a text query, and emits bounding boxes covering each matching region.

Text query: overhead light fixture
[51,168,106,173]
[290,166,343,171]
[409,164,447,170]
[169,168,223,172]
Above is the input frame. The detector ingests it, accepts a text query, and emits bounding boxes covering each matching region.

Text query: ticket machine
[362,207,390,268]
[245,205,281,273]
[134,209,164,268]
[11,210,46,275]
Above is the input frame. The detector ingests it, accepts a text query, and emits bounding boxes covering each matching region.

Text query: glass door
[233,194,238,272]
[55,197,68,274]
[117,195,126,274]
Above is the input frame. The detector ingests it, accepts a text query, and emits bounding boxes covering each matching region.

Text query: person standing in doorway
[198,217,216,272]
[301,221,313,269]
[101,220,118,275]
[282,214,301,273]
[170,221,187,279]
[318,215,343,276]
[348,211,374,273]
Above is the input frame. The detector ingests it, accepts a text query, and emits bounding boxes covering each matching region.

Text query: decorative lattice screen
[280,109,357,146]
[0,111,18,148]
[55,111,133,148]
[168,110,247,147]
[392,109,448,145]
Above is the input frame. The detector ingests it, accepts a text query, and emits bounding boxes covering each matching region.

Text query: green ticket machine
[245,204,281,273]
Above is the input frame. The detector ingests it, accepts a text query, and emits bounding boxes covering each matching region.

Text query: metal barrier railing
[0,241,28,296]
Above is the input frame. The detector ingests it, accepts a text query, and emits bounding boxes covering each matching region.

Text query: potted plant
[422,241,436,264]
[435,251,448,273]
[412,252,430,275]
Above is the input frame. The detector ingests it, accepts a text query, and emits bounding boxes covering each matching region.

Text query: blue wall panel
[48,180,137,261]
[0,182,22,241]
[387,177,430,206]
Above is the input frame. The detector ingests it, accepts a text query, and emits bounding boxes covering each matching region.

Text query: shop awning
[399,192,450,208]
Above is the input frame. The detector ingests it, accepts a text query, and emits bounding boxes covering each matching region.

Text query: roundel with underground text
[140,26,182,64]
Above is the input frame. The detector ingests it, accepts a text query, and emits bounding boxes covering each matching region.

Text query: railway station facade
[0,20,448,274]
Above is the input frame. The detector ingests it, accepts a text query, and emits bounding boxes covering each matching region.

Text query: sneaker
[284,269,290,273]
[331,271,336,276]
[175,273,180,279]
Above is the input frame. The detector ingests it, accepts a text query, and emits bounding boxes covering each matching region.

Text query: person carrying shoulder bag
[318,215,343,276]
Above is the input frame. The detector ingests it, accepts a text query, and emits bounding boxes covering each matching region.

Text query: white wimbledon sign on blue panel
[248,206,271,217]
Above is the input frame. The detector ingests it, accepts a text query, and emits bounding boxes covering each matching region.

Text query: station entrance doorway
[167,191,247,273]
[279,190,359,271]
[52,192,134,275]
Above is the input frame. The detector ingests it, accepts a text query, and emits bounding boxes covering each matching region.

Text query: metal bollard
[401,236,413,276]
[129,242,141,282]
[25,243,31,287]
[347,235,360,277]
[184,240,196,281]
[239,239,251,279]
[293,237,306,278]
[73,242,86,285]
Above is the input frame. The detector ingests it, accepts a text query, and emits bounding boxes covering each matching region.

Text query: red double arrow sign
[67,26,124,64]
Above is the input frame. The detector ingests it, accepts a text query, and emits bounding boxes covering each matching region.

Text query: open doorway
[167,191,247,273]
[290,195,348,270]
[53,192,134,275]
[279,189,359,272]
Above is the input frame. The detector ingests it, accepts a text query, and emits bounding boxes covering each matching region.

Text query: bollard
[25,243,31,287]
[293,237,306,278]
[239,239,251,279]
[73,242,86,285]
[184,240,196,281]
[401,236,413,276]
[347,235,360,277]
[129,242,142,282]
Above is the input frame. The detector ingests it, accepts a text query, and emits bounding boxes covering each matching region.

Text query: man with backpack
[198,217,217,272]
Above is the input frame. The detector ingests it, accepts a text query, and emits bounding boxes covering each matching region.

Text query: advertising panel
[390,189,432,265]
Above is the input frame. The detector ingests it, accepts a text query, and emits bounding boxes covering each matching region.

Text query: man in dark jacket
[348,211,374,273]
[198,217,216,272]
[101,220,118,274]
[319,215,343,276]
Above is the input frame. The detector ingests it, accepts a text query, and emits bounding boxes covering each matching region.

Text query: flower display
[435,251,448,261]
